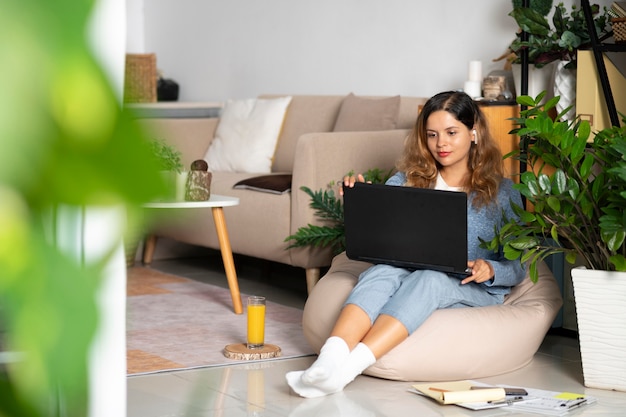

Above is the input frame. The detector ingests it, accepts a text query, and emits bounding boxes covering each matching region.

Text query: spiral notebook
[342,182,471,275]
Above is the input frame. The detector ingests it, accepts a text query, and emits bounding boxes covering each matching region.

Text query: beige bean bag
[302,253,563,381]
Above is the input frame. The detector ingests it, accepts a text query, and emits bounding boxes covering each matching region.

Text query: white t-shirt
[435,172,463,192]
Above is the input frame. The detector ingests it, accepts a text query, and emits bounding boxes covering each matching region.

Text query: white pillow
[204,97,292,173]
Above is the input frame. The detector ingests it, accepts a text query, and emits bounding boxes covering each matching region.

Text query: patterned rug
[126,267,314,375]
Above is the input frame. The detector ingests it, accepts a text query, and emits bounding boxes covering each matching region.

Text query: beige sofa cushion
[302,253,563,381]
[267,95,345,173]
[333,93,401,132]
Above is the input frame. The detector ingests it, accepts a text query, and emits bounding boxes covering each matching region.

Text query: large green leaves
[1,0,164,415]
[483,93,626,281]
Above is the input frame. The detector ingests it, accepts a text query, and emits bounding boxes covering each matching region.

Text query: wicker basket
[612,17,626,43]
[124,53,157,103]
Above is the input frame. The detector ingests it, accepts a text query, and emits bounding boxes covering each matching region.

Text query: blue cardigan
[386,172,526,294]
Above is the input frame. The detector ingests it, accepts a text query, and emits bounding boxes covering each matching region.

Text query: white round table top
[143,194,239,209]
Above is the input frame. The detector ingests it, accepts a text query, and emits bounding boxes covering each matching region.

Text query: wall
[128,0,600,102]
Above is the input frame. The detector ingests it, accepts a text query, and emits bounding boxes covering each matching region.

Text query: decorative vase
[185,171,212,201]
[571,267,626,392]
[511,62,556,103]
[553,60,577,123]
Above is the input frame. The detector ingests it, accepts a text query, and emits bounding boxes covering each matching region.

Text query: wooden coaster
[223,343,281,360]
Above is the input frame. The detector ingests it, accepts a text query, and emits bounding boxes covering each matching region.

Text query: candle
[247,296,266,349]
[464,80,482,99]
[468,60,482,82]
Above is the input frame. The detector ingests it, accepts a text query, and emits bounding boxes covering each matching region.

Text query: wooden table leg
[211,207,243,314]
[142,234,157,265]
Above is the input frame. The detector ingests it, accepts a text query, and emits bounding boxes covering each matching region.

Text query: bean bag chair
[302,253,563,381]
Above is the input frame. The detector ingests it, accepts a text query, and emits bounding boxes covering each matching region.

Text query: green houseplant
[486,92,626,392]
[499,2,611,120]
[486,92,626,280]
[285,168,393,254]
[149,138,184,173]
[0,0,163,415]
[149,138,185,202]
[507,1,611,69]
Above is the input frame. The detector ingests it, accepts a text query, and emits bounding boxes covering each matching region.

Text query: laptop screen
[343,182,470,275]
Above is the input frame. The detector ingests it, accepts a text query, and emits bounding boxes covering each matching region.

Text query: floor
[127,254,626,416]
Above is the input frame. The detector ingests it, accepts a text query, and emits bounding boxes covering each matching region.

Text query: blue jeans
[344,264,504,335]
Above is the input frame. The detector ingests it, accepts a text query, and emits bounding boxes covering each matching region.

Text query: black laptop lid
[343,182,469,275]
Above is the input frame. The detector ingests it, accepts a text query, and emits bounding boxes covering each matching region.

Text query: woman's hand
[339,173,367,196]
[461,259,494,284]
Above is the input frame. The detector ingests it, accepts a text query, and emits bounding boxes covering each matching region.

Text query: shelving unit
[581,0,626,127]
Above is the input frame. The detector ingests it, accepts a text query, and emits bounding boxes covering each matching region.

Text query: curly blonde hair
[397,91,504,208]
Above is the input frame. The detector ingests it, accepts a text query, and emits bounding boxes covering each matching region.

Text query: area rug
[126,267,314,375]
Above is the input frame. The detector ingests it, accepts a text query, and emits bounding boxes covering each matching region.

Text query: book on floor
[409,380,598,414]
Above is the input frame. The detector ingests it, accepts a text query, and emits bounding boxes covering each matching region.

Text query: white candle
[468,60,482,82]
[464,80,482,99]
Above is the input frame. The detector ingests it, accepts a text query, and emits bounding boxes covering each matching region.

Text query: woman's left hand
[461,259,494,284]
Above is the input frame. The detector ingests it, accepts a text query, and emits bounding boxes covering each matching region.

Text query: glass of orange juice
[247,296,266,349]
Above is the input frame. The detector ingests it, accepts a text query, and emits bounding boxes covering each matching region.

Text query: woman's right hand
[339,173,366,196]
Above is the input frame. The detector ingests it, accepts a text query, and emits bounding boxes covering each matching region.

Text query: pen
[487,396,525,405]
[428,387,449,393]
[564,398,587,410]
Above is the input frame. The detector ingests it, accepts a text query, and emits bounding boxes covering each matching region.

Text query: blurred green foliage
[1,0,164,415]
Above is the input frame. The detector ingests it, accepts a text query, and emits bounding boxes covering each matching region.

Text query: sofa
[137,94,428,291]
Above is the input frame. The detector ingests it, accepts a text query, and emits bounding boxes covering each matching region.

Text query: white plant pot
[571,267,626,392]
[512,62,556,103]
[553,60,577,123]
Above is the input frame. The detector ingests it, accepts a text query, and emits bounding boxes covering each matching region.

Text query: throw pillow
[205,96,292,173]
[333,93,401,132]
[233,174,292,195]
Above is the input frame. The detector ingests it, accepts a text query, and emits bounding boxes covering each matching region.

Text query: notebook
[342,182,471,275]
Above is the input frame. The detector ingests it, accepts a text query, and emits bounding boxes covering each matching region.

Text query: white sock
[287,343,376,398]
[302,336,350,384]
[286,370,332,399]
[315,342,376,394]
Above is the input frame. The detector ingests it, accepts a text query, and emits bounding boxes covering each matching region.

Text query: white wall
[129,0,601,102]
[125,0,145,53]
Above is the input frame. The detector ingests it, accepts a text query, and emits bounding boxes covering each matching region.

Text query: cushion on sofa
[233,174,292,195]
[302,253,563,381]
[333,93,401,132]
[204,96,292,173]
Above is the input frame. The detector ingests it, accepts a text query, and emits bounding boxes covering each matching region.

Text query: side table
[142,195,243,314]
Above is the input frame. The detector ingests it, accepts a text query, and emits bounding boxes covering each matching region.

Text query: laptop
[342,182,471,275]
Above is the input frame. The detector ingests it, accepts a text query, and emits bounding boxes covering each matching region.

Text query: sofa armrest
[290,129,409,233]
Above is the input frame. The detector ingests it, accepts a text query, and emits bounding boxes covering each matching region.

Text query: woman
[286,91,526,398]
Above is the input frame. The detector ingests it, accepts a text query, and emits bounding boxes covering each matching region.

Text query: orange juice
[247,300,265,348]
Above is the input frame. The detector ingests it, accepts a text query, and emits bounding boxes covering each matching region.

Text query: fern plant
[285,168,393,254]
[149,138,184,173]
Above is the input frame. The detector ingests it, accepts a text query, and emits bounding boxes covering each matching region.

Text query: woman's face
[425,110,473,174]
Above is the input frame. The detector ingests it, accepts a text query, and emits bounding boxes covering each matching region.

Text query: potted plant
[149,138,185,200]
[502,1,611,118]
[149,138,184,173]
[508,2,611,69]
[485,92,626,391]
